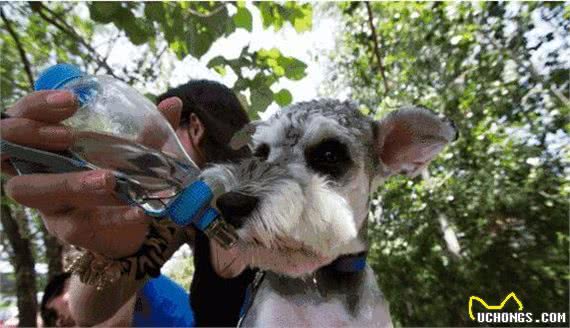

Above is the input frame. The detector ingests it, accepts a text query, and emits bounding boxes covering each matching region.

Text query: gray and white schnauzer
[201,99,457,327]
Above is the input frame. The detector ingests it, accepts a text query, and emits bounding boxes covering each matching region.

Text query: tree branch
[364,2,389,96]
[95,30,122,75]
[41,223,64,280]
[550,84,569,104]
[1,8,34,89]
[29,2,124,81]
[150,44,169,69]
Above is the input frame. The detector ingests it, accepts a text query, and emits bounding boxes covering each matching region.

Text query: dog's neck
[325,251,368,272]
[243,258,372,325]
[299,213,370,299]
[259,213,371,302]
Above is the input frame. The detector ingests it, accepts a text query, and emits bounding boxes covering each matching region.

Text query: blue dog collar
[331,252,367,272]
[237,253,368,326]
[237,253,367,326]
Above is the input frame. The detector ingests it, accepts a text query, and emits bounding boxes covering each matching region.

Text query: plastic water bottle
[33,63,238,248]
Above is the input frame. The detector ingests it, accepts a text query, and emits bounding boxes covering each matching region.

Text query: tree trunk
[0,203,38,327]
[40,222,63,280]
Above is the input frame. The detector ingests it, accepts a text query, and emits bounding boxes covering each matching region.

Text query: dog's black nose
[216,192,258,228]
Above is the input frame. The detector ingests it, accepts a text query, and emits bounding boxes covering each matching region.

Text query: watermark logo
[469,292,523,320]
[468,292,567,324]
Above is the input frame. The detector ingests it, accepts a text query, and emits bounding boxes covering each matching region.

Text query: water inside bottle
[70,131,200,214]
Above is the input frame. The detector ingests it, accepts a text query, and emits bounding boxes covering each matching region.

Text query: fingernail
[46,92,76,106]
[82,171,110,190]
[38,126,71,143]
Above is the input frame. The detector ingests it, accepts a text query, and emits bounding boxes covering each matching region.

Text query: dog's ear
[374,107,457,177]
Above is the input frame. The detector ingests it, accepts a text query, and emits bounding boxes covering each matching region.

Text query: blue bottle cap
[34,63,84,91]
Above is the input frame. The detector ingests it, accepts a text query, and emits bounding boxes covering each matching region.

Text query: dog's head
[202,99,457,277]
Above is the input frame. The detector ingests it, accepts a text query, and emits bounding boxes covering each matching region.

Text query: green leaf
[256,2,284,30]
[250,85,273,116]
[89,3,152,45]
[274,89,292,106]
[287,3,313,33]
[185,5,233,58]
[279,57,307,80]
[233,78,249,92]
[254,2,312,32]
[121,18,153,45]
[255,48,307,80]
[257,48,281,59]
[213,66,226,76]
[144,3,167,25]
[207,56,226,68]
[233,7,253,32]
[207,56,228,76]
[88,2,123,24]
[171,40,187,59]
[186,23,213,58]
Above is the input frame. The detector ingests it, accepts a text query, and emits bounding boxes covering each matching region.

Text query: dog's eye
[253,144,270,160]
[305,139,352,179]
[322,150,337,162]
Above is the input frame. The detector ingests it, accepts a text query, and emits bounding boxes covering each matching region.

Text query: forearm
[94,295,137,327]
[68,273,146,326]
[68,221,193,325]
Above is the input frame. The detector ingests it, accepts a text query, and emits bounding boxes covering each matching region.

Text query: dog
[200,99,457,327]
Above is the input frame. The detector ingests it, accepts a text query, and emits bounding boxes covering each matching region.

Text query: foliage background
[329,2,569,326]
[0,1,568,327]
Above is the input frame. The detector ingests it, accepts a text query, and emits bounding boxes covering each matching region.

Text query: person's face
[45,280,76,327]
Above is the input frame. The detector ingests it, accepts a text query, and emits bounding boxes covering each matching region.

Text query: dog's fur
[201,99,457,327]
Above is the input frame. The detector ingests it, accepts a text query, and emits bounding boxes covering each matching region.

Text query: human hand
[2,91,184,258]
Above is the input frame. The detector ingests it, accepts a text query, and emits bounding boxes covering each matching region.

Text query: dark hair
[157,80,251,163]
[41,272,71,327]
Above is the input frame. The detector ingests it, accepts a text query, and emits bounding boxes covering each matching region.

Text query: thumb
[157,97,183,130]
[137,96,183,151]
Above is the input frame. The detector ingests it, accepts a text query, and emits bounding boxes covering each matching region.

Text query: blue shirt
[132,274,195,327]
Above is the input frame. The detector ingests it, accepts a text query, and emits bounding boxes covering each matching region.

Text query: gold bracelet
[65,219,179,291]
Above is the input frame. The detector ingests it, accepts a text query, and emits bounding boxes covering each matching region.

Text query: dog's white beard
[238,175,358,276]
[294,175,358,256]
